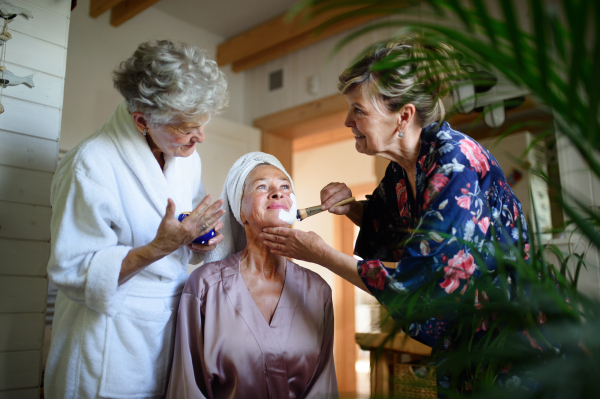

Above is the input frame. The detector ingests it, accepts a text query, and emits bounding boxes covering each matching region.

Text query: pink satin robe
[166,252,338,399]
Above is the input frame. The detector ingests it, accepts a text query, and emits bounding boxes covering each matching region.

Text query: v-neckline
[240,259,288,327]
[221,253,302,398]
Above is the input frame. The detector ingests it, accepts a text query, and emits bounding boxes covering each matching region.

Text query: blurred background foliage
[291,0,600,397]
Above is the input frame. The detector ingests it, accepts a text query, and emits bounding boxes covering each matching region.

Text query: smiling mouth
[268,204,288,210]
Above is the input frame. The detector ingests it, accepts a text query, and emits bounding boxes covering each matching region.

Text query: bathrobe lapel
[105,102,171,215]
[221,253,296,399]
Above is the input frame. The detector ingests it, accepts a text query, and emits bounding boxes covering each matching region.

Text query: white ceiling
[154,0,299,39]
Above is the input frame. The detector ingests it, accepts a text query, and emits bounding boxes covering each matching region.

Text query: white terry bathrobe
[45,101,206,399]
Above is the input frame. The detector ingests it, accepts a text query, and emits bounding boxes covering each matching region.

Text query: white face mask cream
[277,193,297,225]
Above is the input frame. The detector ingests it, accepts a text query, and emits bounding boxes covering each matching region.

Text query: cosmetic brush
[296,197,355,221]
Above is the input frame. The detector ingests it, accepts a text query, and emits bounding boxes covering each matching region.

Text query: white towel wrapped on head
[204,152,294,264]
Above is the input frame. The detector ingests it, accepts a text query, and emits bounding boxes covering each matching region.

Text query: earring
[397,130,404,138]
[142,129,147,136]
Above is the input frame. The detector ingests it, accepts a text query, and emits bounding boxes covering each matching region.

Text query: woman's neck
[240,226,286,279]
[145,135,165,170]
[379,124,422,172]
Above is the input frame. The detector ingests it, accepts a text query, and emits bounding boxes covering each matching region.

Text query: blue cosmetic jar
[177,212,216,245]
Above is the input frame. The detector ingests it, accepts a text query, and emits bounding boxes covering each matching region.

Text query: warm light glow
[355,360,370,374]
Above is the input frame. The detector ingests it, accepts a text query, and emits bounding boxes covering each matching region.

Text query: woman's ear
[131,112,148,133]
[398,104,417,131]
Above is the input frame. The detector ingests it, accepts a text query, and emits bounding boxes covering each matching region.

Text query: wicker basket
[392,364,437,398]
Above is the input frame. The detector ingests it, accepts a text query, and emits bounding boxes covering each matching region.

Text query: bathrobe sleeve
[300,285,338,399]
[166,291,210,399]
[47,167,132,317]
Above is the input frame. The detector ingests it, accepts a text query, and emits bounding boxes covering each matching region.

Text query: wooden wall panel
[4,31,67,78]
[0,131,59,173]
[0,314,45,351]
[0,201,52,241]
[0,277,48,313]
[0,165,53,206]
[0,351,42,391]
[8,0,70,47]
[261,132,293,176]
[0,97,62,141]
[0,388,39,399]
[0,0,70,394]
[0,239,49,277]
[2,62,64,109]
[22,0,71,17]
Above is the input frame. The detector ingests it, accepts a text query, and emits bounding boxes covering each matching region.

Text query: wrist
[144,240,169,261]
[317,242,336,269]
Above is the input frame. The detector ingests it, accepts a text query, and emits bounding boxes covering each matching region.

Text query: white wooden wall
[0,0,71,397]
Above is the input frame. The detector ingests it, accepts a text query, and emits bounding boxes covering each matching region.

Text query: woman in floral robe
[261,35,533,394]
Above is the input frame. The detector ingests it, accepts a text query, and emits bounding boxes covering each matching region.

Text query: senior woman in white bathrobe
[44,40,228,399]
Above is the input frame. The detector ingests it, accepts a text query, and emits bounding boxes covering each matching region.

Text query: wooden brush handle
[331,196,355,208]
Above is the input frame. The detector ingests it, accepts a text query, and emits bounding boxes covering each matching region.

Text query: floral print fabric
[355,122,529,349]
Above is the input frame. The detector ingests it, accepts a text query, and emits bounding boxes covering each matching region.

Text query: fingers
[320,183,352,210]
[190,195,224,219]
[261,227,291,236]
[260,231,286,243]
[208,232,224,246]
[329,204,351,215]
[214,220,224,232]
[187,243,217,253]
[164,198,176,219]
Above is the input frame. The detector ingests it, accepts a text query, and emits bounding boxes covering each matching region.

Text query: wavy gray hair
[113,40,228,126]
[338,34,464,127]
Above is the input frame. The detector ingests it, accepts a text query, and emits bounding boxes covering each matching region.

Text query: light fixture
[483,101,505,128]
[452,79,476,114]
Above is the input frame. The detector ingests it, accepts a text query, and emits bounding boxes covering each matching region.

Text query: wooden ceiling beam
[89,0,124,18]
[253,93,348,137]
[110,0,162,27]
[218,1,417,73]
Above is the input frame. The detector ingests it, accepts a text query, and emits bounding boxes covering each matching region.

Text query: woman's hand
[119,196,224,285]
[321,182,364,227]
[260,227,330,265]
[187,219,225,253]
[260,226,369,291]
[150,195,225,257]
[320,182,353,215]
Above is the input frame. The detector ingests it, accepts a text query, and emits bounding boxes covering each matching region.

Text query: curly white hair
[113,40,228,126]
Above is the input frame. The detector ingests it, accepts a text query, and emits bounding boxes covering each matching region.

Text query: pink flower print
[513,202,519,221]
[524,243,530,260]
[538,311,546,324]
[396,179,409,217]
[477,217,490,235]
[522,329,543,351]
[459,139,490,177]
[360,261,387,290]
[440,250,476,294]
[476,318,489,332]
[456,195,471,209]
[424,173,449,210]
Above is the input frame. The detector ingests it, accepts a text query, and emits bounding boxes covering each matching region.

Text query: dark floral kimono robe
[355,122,535,392]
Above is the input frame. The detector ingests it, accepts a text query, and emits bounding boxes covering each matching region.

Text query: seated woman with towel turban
[167,152,339,399]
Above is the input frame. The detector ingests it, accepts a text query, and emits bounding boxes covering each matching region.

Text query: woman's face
[344,87,400,156]
[241,165,294,230]
[148,120,206,158]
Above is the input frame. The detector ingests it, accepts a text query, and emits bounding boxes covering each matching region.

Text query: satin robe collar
[221,252,302,398]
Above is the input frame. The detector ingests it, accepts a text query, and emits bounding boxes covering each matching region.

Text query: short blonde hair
[338,33,465,127]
